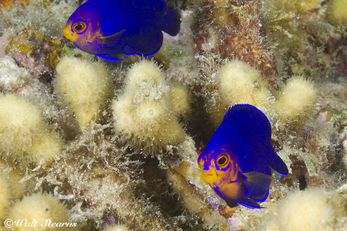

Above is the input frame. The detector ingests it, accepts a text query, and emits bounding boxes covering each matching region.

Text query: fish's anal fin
[242,172,272,202]
[225,200,239,208]
[95,53,124,61]
[234,198,264,209]
[123,32,163,57]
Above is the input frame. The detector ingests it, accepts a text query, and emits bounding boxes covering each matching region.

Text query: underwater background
[0,0,346,230]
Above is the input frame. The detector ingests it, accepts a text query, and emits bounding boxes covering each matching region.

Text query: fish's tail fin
[162,9,181,36]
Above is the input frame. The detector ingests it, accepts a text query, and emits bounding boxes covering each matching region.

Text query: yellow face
[198,149,243,199]
[63,24,79,42]
[63,19,104,53]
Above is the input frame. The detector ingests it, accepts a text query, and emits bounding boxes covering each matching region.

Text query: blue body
[65,0,180,60]
[205,104,288,175]
[198,105,288,208]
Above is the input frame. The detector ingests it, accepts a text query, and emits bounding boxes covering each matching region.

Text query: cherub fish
[198,104,288,208]
[63,0,180,60]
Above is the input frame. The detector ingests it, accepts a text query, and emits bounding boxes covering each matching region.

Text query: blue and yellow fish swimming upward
[198,104,288,209]
[63,0,180,60]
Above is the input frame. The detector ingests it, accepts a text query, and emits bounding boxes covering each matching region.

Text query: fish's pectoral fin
[242,172,272,202]
[234,197,264,209]
[95,53,124,61]
[100,29,126,45]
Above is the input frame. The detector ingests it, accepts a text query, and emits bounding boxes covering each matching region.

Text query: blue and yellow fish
[198,104,288,209]
[63,0,180,60]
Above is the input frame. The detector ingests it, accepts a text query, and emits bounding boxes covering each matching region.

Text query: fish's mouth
[63,25,78,42]
[202,172,213,177]
[202,171,216,184]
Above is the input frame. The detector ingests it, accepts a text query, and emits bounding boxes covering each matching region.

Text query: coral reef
[0,56,30,91]
[0,0,345,230]
[261,0,345,79]
[0,0,77,36]
[167,166,231,230]
[5,30,64,78]
[41,123,183,230]
[191,0,276,81]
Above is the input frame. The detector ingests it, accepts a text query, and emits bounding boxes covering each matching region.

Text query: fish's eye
[72,20,87,34]
[216,153,230,169]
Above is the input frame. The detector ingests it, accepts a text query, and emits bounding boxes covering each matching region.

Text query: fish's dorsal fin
[222,104,272,141]
[242,172,272,202]
[131,0,168,14]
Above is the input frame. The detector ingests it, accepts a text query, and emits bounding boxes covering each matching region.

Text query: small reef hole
[298,175,307,190]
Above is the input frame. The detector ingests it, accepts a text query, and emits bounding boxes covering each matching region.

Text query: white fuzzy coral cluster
[263,188,346,231]
[273,77,316,121]
[217,60,274,109]
[329,0,347,24]
[103,224,129,231]
[0,174,9,220]
[0,161,29,200]
[8,193,71,231]
[264,0,323,13]
[0,167,70,230]
[112,60,190,152]
[0,94,62,166]
[213,60,316,124]
[55,56,111,129]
